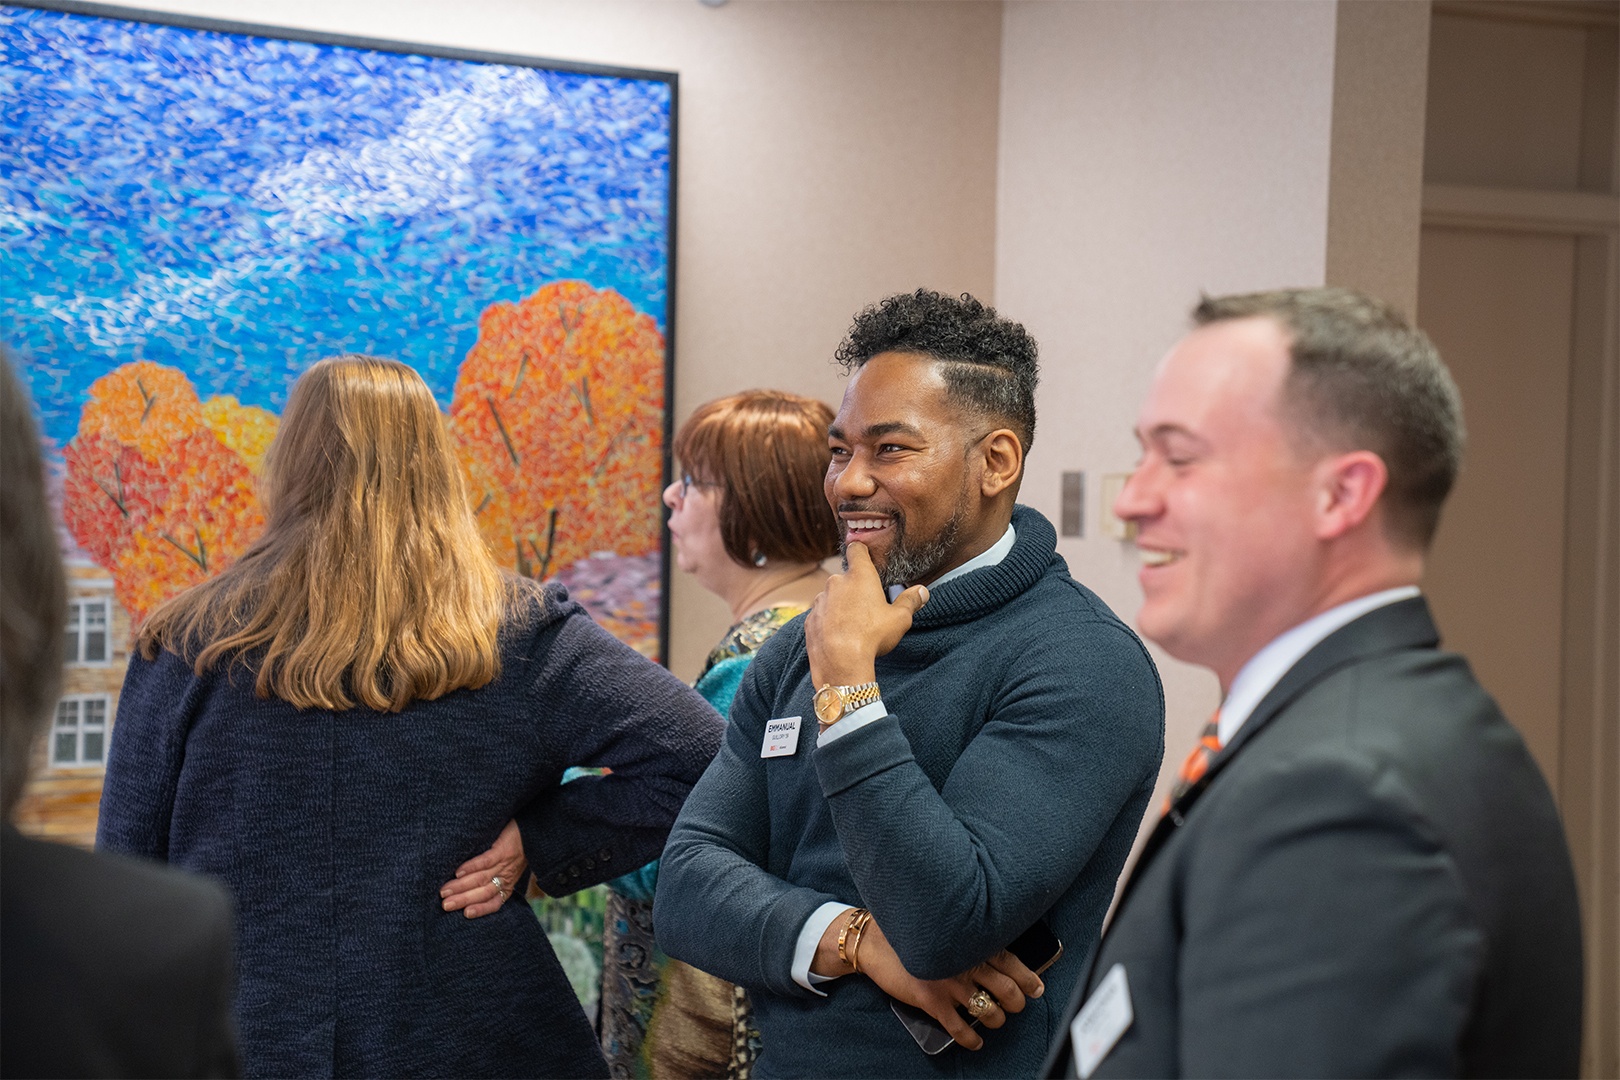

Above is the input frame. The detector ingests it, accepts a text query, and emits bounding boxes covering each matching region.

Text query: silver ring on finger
[965,989,995,1019]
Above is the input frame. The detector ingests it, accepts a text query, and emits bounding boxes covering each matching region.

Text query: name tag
[1071,963,1133,1079]
[761,716,802,758]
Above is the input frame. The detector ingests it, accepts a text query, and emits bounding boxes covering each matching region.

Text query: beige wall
[995,0,1435,850]
[91,0,1005,680]
[996,0,1346,822]
[1325,0,1432,317]
[1419,225,1580,788]
[1416,6,1620,1071]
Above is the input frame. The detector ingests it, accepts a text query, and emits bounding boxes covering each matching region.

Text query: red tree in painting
[448,281,664,580]
[62,431,157,570]
[62,364,266,622]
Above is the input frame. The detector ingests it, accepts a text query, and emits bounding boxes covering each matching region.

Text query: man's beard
[840,497,969,590]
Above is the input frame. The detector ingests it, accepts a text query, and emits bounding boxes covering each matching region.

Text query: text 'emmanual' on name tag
[1072,963,1133,1079]
[761,716,802,758]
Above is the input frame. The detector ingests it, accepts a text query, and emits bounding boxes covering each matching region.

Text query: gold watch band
[814,681,881,729]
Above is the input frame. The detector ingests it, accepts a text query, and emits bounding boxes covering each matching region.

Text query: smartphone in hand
[891,921,1064,1055]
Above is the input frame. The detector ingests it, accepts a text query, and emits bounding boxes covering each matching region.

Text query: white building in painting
[13,556,130,850]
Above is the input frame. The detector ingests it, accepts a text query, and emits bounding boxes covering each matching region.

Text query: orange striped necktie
[1161,712,1222,818]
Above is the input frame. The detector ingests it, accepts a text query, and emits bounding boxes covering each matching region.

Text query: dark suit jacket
[1,825,239,1078]
[1043,597,1583,1078]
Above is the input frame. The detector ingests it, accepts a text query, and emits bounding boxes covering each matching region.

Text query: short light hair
[1,350,66,819]
[1194,288,1465,550]
[673,390,840,567]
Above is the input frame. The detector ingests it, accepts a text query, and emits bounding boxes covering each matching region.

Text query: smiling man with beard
[655,289,1164,1078]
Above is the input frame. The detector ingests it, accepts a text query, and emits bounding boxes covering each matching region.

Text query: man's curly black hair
[833,289,1039,453]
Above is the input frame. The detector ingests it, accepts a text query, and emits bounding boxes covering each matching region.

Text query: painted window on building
[52,695,109,768]
[64,597,109,664]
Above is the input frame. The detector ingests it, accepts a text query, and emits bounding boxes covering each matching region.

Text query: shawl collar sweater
[656,506,1164,1079]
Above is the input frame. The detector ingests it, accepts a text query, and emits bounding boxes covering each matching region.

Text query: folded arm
[514,602,725,895]
[814,621,1162,979]
[655,656,848,998]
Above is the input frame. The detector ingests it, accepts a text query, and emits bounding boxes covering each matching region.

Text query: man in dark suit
[0,352,240,1078]
[1044,288,1583,1078]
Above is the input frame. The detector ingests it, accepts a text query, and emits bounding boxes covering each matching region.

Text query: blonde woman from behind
[97,356,723,1079]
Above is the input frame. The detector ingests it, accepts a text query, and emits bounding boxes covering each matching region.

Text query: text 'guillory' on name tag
[761,716,802,758]
[1072,963,1133,1079]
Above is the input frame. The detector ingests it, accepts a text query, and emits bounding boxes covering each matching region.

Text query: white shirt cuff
[816,698,888,746]
[792,902,855,993]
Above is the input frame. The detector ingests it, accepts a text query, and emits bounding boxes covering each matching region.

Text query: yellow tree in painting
[202,395,279,472]
[448,281,664,580]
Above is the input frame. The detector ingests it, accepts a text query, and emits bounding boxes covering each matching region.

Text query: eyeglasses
[678,474,720,500]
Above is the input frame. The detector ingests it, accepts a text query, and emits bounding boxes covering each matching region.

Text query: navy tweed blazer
[98,585,724,1078]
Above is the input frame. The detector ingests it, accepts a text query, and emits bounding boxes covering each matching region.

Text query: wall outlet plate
[1061,471,1085,537]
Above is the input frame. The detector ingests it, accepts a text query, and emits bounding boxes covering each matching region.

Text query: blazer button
[584,858,595,870]
[568,866,580,879]
[598,848,610,860]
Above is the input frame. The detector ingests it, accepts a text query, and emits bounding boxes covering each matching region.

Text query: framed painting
[3,1,676,657]
[1,1,676,990]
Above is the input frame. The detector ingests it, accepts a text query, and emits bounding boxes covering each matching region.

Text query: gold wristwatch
[813,682,881,729]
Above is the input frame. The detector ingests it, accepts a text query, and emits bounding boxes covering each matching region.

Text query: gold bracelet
[837,908,868,970]
[848,909,874,973]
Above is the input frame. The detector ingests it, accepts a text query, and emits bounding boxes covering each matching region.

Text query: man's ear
[1313,449,1388,540]
[979,429,1024,499]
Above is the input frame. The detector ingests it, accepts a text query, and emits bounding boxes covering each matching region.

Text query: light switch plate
[1100,473,1137,541]
[1061,471,1084,537]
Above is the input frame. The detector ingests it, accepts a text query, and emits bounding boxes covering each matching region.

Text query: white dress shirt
[790,523,1017,992]
[1216,586,1421,747]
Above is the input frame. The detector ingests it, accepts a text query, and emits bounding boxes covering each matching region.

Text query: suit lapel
[1218,596,1439,759]
[1100,598,1441,944]
[1053,598,1443,1075]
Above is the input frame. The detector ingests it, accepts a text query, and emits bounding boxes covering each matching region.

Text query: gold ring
[965,989,995,1018]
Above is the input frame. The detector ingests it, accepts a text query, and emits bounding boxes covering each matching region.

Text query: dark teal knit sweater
[656,506,1164,1079]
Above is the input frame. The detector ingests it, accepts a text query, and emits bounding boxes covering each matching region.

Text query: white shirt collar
[1217,586,1421,746]
[884,523,1016,602]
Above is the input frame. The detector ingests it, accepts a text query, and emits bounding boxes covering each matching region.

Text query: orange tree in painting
[449,281,664,579]
[62,363,267,622]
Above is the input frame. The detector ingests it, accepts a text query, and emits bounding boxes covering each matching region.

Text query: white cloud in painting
[32,65,556,349]
[250,64,562,242]
[0,203,56,243]
[44,264,249,350]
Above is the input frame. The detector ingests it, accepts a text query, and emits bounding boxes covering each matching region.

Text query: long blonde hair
[139,356,522,712]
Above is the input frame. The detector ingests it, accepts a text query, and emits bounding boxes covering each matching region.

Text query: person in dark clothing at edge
[654,289,1165,1079]
[1,350,241,1079]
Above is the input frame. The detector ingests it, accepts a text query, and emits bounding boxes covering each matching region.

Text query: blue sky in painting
[0,5,672,450]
